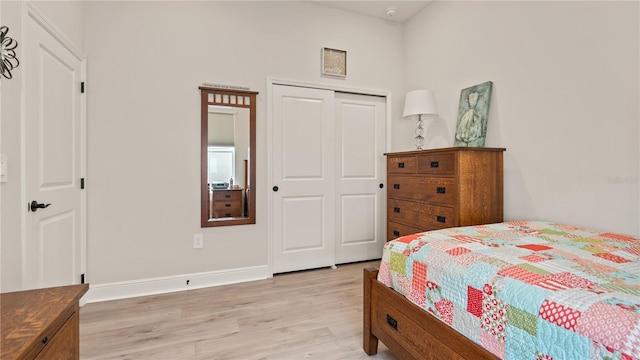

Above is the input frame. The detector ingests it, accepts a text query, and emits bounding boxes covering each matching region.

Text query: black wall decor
[0,26,19,79]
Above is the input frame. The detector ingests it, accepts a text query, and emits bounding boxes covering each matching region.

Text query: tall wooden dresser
[386,147,505,241]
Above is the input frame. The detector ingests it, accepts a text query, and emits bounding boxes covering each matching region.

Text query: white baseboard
[83,265,270,304]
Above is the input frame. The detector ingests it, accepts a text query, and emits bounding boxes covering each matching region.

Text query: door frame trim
[21,1,87,288]
[266,78,391,276]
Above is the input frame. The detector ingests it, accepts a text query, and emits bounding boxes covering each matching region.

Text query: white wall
[401,1,639,236]
[0,1,85,292]
[82,1,404,286]
[0,1,24,292]
[3,0,637,296]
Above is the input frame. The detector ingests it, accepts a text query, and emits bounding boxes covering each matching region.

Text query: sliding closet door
[272,85,336,273]
[334,93,387,264]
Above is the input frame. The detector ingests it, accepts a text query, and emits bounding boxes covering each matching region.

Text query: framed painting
[454,81,493,147]
[321,47,346,77]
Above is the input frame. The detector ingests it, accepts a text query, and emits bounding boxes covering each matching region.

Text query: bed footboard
[363,267,498,360]
[363,267,380,355]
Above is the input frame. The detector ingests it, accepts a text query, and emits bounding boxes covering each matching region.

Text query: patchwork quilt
[378,221,640,360]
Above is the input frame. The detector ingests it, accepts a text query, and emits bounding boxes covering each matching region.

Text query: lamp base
[415,115,425,150]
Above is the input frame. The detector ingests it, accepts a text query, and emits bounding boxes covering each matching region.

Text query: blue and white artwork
[454,81,493,147]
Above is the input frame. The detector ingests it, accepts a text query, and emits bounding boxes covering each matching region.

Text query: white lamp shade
[403,89,438,117]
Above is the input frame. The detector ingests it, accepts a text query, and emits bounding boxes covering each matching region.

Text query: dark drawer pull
[393,184,400,189]
[436,215,446,223]
[430,161,439,168]
[393,207,400,213]
[225,195,231,198]
[225,204,231,207]
[42,336,48,344]
[225,213,231,217]
[398,162,405,168]
[386,314,398,330]
[436,187,446,194]
[393,230,400,236]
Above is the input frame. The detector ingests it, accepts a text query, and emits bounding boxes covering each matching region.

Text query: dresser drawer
[417,153,455,175]
[387,156,417,174]
[213,201,242,217]
[213,190,242,201]
[387,221,424,241]
[34,312,78,360]
[213,199,241,211]
[388,199,455,230]
[388,176,455,205]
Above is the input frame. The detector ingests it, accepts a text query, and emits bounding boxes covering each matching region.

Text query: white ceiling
[310,1,432,23]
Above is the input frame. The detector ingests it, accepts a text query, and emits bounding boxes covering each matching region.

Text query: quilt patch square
[498,265,547,284]
[467,285,483,317]
[594,252,631,264]
[505,325,537,359]
[481,284,507,341]
[538,299,581,331]
[411,260,427,293]
[520,254,548,263]
[447,246,471,256]
[576,301,640,354]
[518,244,553,252]
[389,251,406,274]
[435,298,454,325]
[480,328,506,358]
[507,305,538,336]
[452,234,483,244]
[536,318,591,359]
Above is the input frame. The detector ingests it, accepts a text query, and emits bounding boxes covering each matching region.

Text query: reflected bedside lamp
[403,89,438,150]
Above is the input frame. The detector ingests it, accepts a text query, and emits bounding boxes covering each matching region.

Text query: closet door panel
[335,93,387,264]
[272,85,336,273]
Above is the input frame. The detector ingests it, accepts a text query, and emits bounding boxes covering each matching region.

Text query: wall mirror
[200,86,257,227]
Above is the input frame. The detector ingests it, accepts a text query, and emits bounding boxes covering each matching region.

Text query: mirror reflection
[200,87,257,227]
[207,106,249,218]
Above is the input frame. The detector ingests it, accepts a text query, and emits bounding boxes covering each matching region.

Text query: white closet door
[334,93,387,264]
[272,85,336,273]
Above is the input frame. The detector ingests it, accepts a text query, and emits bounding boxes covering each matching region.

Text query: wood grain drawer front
[388,199,455,230]
[213,200,242,211]
[417,153,455,175]
[388,176,455,205]
[34,312,78,360]
[388,156,416,174]
[213,202,242,217]
[213,191,242,201]
[387,221,424,241]
[373,293,464,360]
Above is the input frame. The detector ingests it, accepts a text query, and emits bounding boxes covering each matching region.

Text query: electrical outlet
[193,234,204,249]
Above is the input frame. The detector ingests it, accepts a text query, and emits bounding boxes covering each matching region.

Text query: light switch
[0,154,7,183]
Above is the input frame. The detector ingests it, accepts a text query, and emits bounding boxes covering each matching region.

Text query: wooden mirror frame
[200,86,258,227]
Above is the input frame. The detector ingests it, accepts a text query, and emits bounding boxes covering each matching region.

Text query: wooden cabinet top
[1,284,88,359]
[384,147,506,156]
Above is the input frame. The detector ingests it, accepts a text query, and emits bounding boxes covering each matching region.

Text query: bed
[363,221,640,360]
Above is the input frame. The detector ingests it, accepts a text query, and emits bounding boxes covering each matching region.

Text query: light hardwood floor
[80,261,397,360]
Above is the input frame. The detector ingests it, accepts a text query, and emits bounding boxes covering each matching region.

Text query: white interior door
[24,13,85,289]
[272,85,336,273]
[334,93,386,264]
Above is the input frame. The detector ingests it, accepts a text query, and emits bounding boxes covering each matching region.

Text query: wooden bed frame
[363,267,499,360]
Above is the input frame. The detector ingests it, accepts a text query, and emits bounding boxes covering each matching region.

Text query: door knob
[30,201,51,212]
[273,186,279,192]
